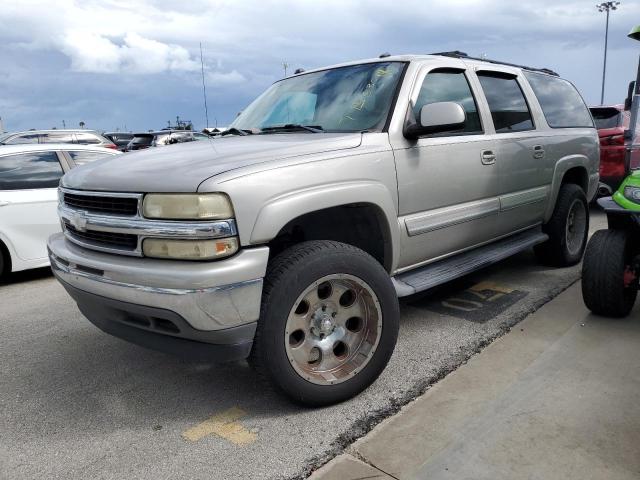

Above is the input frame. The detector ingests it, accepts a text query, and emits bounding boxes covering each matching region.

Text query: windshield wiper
[220,127,252,136]
[260,124,324,134]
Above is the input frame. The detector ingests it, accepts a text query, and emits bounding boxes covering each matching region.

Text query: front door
[393,67,501,270]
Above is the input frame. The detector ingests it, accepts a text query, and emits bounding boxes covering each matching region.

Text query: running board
[393,229,548,297]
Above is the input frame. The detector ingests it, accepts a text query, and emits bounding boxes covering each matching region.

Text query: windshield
[230,62,405,133]
[0,132,12,143]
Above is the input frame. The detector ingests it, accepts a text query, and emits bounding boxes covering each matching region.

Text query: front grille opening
[74,264,104,277]
[122,315,151,328]
[63,192,138,216]
[152,318,180,334]
[65,224,138,251]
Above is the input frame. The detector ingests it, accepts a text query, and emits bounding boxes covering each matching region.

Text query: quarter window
[525,72,594,128]
[414,70,482,135]
[5,134,39,144]
[42,132,75,143]
[477,73,534,133]
[68,150,111,166]
[75,132,102,144]
[0,151,63,190]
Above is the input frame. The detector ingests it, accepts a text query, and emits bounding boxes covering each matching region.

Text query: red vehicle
[590,105,639,196]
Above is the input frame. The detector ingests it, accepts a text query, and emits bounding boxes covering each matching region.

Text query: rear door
[0,151,64,262]
[474,69,550,234]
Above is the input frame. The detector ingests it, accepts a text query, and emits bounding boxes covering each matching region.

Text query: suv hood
[62,133,362,192]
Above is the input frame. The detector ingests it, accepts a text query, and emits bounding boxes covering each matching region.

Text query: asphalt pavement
[0,210,606,480]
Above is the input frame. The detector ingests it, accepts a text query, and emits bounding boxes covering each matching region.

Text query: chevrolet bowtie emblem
[70,211,88,232]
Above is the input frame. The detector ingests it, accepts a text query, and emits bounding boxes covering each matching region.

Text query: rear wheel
[249,240,399,406]
[535,183,589,266]
[582,229,638,317]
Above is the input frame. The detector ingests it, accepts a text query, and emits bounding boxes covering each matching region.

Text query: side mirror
[404,102,466,139]
[625,81,635,111]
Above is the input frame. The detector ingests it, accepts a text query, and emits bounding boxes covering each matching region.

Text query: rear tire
[535,184,589,267]
[249,240,399,406]
[582,229,638,317]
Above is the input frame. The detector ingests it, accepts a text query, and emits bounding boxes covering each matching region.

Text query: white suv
[0,144,120,275]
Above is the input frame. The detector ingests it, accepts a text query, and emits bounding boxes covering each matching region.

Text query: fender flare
[250,181,400,271]
[544,155,595,222]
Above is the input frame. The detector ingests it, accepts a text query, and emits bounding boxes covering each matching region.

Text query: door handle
[481,150,496,165]
[533,145,545,159]
[0,200,9,207]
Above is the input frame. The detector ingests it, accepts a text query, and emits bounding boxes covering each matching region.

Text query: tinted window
[524,72,593,128]
[477,73,534,133]
[0,151,63,190]
[68,150,111,166]
[75,132,102,144]
[42,132,75,143]
[589,107,622,129]
[6,133,40,144]
[130,135,153,146]
[414,70,482,135]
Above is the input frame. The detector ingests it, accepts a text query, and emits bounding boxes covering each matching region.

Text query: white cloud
[206,69,246,85]
[61,31,199,74]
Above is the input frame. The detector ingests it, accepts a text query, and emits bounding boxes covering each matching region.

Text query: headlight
[143,193,234,220]
[624,186,640,204]
[143,238,238,260]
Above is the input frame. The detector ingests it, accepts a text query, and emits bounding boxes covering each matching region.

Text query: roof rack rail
[430,51,559,77]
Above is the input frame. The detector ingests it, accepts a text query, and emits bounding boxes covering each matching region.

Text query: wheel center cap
[311,308,335,336]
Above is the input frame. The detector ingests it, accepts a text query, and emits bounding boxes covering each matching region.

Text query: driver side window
[414,69,483,135]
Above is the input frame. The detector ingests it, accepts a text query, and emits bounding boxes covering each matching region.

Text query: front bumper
[48,233,269,361]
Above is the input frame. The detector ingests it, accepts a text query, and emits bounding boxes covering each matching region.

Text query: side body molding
[250,181,400,271]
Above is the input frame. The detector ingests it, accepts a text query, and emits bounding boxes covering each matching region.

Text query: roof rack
[430,51,559,77]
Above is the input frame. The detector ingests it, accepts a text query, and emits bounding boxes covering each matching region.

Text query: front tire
[582,229,638,317]
[249,241,399,406]
[535,183,589,267]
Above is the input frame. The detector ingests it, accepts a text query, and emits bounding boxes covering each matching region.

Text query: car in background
[0,144,121,275]
[124,130,210,151]
[590,105,639,196]
[0,129,117,150]
[103,132,134,152]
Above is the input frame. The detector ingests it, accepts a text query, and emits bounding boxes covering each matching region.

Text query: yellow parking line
[182,406,257,445]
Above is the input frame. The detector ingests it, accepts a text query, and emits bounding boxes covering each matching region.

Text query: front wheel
[582,229,638,317]
[249,241,399,406]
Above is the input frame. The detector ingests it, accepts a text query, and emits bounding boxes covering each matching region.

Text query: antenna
[200,42,210,128]
[283,62,289,77]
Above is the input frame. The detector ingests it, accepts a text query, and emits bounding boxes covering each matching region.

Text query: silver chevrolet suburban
[48,52,599,406]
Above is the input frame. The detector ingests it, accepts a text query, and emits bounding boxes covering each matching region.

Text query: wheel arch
[250,182,399,272]
[544,156,594,223]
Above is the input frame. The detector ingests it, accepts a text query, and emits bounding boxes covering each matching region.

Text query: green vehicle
[582,169,640,316]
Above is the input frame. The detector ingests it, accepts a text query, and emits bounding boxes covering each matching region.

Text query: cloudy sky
[0,0,638,132]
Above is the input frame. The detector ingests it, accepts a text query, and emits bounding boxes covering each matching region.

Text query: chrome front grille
[58,188,237,257]
[65,224,138,251]
[63,192,139,216]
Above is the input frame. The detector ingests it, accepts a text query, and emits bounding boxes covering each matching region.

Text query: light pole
[597,2,620,105]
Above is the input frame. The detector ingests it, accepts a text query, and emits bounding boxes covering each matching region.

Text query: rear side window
[42,132,75,143]
[130,135,153,146]
[75,132,102,144]
[524,72,593,128]
[414,70,482,135]
[589,107,622,129]
[5,134,39,144]
[477,72,534,133]
[0,151,63,190]
[67,150,111,166]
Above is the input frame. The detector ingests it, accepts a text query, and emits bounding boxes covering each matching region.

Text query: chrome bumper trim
[48,233,268,331]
